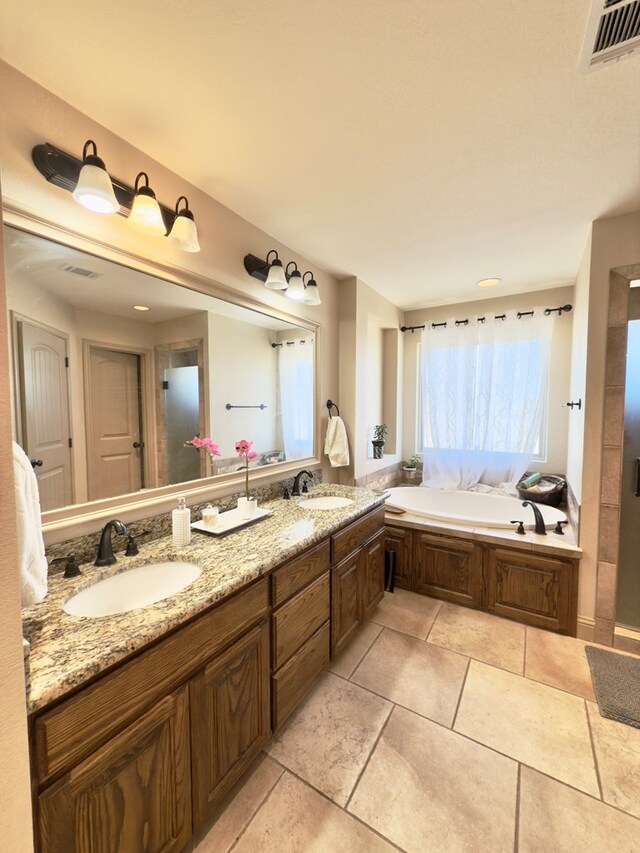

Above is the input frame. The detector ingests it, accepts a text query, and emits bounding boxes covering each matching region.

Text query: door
[16,319,73,510]
[164,365,200,484]
[361,531,385,620]
[37,685,192,853]
[189,622,270,831]
[331,550,362,657]
[414,531,483,607]
[86,347,144,500]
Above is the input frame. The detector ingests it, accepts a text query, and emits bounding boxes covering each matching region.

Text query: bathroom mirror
[4,225,316,514]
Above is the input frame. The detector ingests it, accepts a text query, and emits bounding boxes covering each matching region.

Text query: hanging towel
[324,416,350,467]
[13,442,48,608]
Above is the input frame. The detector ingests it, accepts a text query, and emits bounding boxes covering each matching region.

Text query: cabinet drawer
[33,578,269,786]
[271,539,330,607]
[331,506,385,564]
[272,621,330,730]
[272,572,330,670]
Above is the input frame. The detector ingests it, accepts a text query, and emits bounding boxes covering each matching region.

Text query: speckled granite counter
[22,485,384,714]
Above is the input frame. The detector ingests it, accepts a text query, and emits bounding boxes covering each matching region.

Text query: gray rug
[585,645,640,729]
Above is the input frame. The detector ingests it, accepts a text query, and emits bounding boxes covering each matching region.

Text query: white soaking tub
[384,486,567,530]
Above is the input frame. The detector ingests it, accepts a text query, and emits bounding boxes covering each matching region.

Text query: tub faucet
[95,519,128,566]
[292,469,314,497]
[522,501,547,535]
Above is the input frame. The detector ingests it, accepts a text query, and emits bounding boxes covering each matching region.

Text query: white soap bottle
[172,496,191,547]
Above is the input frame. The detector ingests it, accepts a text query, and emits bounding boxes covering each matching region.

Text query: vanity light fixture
[167,196,200,253]
[302,271,321,306]
[72,140,119,214]
[128,172,166,236]
[285,261,305,300]
[264,250,288,290]
[476,277,501,288]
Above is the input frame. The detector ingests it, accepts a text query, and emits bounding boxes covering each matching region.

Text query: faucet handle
[554,520,568,535]
[510,520,526,535]
[51,553,82,578]
[125,529,151,557]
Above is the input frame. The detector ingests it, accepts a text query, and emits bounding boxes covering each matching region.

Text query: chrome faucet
[522,501,547,535]
[292,469,314,496]
[95,519,128,566]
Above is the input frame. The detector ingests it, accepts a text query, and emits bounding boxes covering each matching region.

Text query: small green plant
[403,453,421,469]
[372,424,388,441]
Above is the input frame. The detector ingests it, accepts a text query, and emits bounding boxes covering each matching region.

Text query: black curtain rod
[271,339,310,348]
[400,303,572,333]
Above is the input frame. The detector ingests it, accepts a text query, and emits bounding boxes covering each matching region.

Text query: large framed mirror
[4,223,317,524]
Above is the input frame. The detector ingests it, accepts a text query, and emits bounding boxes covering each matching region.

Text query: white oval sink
[299,496,354,510]
[63,562,202,618]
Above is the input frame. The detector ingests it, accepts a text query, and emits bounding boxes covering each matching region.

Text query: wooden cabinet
[190,622,270,830]
[485,547,578,634]
[38,685,191,853]
[384,525,412,589]
[330,508,386,657]
[414,531,483,608]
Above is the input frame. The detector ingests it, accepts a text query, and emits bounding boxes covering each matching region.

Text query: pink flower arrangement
[185,436,221,464]
[236,439,257,498]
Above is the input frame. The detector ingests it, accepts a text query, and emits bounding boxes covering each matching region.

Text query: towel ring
[326,399,340,418]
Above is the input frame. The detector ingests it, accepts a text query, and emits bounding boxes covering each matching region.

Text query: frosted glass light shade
[265,260,288,290]
[168,212,200,252]
[128,192,166,236]
[302,282,321,305]
[286,270,305,300]
[72,163,119,214]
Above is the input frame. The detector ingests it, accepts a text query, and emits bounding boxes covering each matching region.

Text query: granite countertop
[22,485,384,715]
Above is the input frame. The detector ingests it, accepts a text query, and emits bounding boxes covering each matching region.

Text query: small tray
[191,507,273,537]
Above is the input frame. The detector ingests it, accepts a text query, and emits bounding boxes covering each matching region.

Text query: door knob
[30,458,43,468]
[132,442,144,449]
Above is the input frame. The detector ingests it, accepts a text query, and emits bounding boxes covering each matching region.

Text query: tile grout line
[344,701,396,811]
[522,625,528,677]
[422,599,443,643]
[346,625,386,682]
[451,656,472,730]
[584,698,605,802]
[513,763,522,853]
[226,764,286,853]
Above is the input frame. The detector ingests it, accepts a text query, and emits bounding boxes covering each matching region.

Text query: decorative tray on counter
[191,507,273,537]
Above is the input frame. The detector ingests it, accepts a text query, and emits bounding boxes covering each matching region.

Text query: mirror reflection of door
[85,346,144,500]
[164,365,201,484]
[15,318,73,511]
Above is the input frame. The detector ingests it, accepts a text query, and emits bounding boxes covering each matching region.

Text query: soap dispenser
[172,496,191,547]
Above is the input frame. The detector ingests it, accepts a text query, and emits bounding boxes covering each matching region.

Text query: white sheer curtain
[420,309,553,490]
[278,340,314,461]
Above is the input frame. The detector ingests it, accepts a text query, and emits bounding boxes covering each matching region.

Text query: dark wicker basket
[517,474,566,507]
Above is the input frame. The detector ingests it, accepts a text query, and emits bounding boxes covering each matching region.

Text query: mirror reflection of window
[3,225,316,513]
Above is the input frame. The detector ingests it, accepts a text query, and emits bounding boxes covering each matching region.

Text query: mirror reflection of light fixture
[167,196,200,252]
[264,250,288,290]
[302,271,321,306]
[128,172,166,236]
[72,140,119,214]
[285,261,305,300]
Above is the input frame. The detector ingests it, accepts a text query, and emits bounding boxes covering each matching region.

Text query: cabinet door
[189,621,270,830]
[38,685,191,853]
[486,548,577,634]
[361,531,385,621]
[384,526,412,590]
[331,551,362,657]
[414,532,482,607]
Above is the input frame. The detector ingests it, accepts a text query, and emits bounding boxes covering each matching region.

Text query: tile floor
[193,589,640,852]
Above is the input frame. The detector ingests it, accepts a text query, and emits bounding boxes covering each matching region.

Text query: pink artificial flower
[185,436,221,457]
[186,436,204,449]
[235,439,257,460]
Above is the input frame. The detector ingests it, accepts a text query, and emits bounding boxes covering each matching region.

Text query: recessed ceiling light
[133,305,150,311]
[476,277,501,288]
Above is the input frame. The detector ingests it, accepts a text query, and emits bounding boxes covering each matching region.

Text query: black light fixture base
[243,253,270,282]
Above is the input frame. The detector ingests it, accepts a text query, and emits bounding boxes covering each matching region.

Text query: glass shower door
[164,365,201,485]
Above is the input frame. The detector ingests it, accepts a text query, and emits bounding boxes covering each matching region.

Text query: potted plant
[372,424,387,459]
[235,439,258,518]
[402,453,421,479]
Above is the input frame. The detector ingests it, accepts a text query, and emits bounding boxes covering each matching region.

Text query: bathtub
[384,487,567,530]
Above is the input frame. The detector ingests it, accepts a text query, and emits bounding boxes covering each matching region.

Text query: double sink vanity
[23,485,385,853]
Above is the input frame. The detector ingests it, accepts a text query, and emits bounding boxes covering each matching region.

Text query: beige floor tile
[348,705,518,853]
[235,772,394,853]
[455,660,599,796]
[193,754,282,852]
[266,672,392,806]
[328,620,383,679]
[369,588,441,639]
[588,701,640,819]
[519,766,640,853]
[428,601,525,674]
[351,627,469,726]
[525,627,596,700]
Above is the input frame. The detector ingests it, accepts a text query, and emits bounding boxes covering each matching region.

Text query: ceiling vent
[581,0,640,72]
[61,264,102,279]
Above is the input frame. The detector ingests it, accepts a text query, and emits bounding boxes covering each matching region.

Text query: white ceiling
[1,1,639,309]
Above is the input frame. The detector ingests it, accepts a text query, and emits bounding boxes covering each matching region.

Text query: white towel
[13,442,48,608]
[324,416,350,467]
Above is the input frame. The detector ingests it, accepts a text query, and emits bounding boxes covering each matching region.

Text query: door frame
[10,311,75,504]
[82,339,157,495]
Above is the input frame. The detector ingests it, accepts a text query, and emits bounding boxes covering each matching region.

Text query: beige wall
[402,285,574,474]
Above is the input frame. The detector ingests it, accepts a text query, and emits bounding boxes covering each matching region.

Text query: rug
[585,645,640,729]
